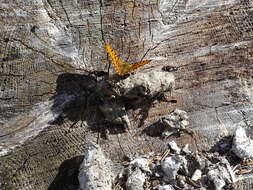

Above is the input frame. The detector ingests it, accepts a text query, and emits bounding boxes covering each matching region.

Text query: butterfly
[104,44,152,75]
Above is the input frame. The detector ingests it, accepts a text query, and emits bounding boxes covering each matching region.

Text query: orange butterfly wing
[104,44,124,75]
[104,44,152,75]
[127,60,152,73]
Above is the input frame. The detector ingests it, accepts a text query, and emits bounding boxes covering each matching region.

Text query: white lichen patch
[160,109,190,137]
[126,168,146,190]
[157,185,174,190]
[113,71,175,99]
[130,157,151,173]
[161,155,184,180]
[232,126,253,159]
[168,141,181,154]
[99,101,131,128]
[207,164,232,190]
[191,169,202,181]
[78,143,114,190]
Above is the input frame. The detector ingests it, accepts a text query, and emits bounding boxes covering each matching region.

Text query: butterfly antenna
[107,62,111,75]
[104,52,111,76]
[140,38,171,61]
[140,47,151,62]
[126,46,131,62]
[103,44,110,76]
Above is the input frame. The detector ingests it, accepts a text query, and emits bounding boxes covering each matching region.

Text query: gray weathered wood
[0,0,253,189]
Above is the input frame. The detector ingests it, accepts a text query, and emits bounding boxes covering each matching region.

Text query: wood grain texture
[0,0,253,189]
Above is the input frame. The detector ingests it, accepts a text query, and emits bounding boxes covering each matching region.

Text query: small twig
[185,177,202,188]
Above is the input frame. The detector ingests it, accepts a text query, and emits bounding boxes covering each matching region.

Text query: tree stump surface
[0,0,252,189]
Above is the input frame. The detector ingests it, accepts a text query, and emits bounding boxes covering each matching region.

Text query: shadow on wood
[50,73,127,135]
[48,156,84,190]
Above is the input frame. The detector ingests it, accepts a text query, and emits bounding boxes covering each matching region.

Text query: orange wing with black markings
[104,44,152,75]
[127,60,152,72]
[104,44,123,74]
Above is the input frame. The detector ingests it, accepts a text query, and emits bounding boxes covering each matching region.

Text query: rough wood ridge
[0,0,253,189]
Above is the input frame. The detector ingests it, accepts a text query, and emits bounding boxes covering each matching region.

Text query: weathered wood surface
[0,0,253,189]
